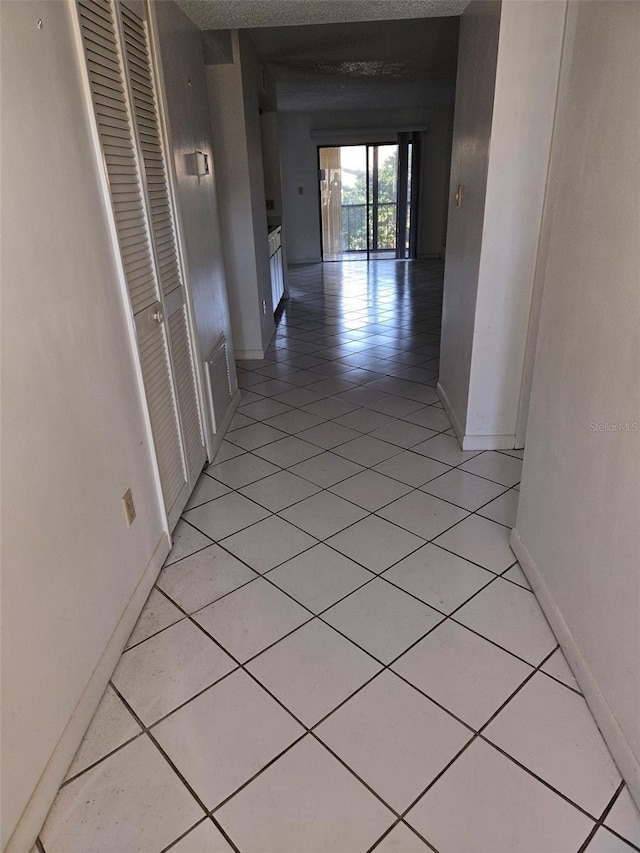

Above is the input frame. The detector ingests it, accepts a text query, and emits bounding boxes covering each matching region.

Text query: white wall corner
[510,528,640,808]
[436,381,464,443]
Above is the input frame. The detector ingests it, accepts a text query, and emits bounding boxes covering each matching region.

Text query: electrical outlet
[122,488,136,527]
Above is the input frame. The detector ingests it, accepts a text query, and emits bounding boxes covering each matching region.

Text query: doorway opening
[319,139,418,262]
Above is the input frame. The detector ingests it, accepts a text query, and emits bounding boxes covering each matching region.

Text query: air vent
[204,334,232,433]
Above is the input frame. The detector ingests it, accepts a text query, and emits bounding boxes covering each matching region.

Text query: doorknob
[153,307,164,324]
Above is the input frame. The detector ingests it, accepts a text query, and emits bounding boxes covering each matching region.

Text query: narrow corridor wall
[439,0,565,449]
[513,0,640,806]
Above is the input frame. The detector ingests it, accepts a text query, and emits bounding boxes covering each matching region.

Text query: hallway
[38,261,639,852]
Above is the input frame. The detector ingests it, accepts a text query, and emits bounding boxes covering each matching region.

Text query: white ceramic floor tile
[323,579,443,663]
[383,543,493,614]
[220,515,317,573]
[333,435,402,467]
[215,736,394,852]
[264,408,325,434]
[112,619,236,724]
[206,453,281,489]
[459,450,523,486]
[585,827,639,852]
[280,491,368,540]
[378,491,468,540]
[164,520,212,566]
[297,420,361,449]
[317,671,471,812]
[477,488,519,527]
[156,544,257,614]
[405,739,592,853]
[485,672,622,815]
[125,588,184,649]
[41,736,203,853]
[238,469,321,511]
[373,450,451,487]
[267,544,372,613]
[392,618,532,728]
[302,397,359,419]
[454,578,557,665]
[247,620,381,726]
[420,468,506,511]
[65,685,141,781]
[540,647,580,692]
[368,420,437,449]
[326,515,425,573]
[333,408,395,434]
[403,406,452,431]
[193,578,310,662]
[372,823,430,852]
[183,493,270,541]
[412,433,482,466]
[502,561,532,590]
[185,474,231,509]
[226,422,288,450]
[167,820,235,853]
[605,787,640,846]
[433,514,516,572]
[253,435,324,467]
[227,411,255,432]
[238,398,292,420]
[273,387,325,408]
[288,451,365,487]
[329,469,413,511]
[210,440,245,464]
[153,670,304,808]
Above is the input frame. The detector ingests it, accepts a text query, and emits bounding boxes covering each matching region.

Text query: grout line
[107,683,243,853]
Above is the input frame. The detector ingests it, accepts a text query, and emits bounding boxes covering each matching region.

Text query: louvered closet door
[77,0,203,528]
[119,1,205,486]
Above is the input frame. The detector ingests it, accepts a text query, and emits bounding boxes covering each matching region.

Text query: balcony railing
[342,202,397,253]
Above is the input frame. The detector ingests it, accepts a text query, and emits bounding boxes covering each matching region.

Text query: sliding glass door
[319,141,417,262]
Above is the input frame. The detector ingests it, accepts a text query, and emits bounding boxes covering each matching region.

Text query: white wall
[278,106,454,264]
[153,1,236,391]
[205,31,275,359]
[238,31,277,352]
[438,0,502,435]
[1,2,239,847]
[439,0,566,450]
[513,0,640,805]
[0,2,167,847]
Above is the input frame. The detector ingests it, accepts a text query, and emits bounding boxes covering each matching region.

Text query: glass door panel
[368,144,398,259]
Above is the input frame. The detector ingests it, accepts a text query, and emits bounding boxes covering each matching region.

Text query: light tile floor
[39,261,640,853]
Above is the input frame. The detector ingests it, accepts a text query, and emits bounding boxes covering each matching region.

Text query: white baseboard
[436,384,516,451]
[510,528,640,808]
[235,348,266,361]
[207,388,241,464]
[436,382,464,443]
[5,533,171,853]
[461,433,517,451]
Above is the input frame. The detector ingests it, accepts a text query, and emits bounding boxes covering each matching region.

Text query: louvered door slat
[138,326,187,504]
[168,307,204,475]
[120,6,182,300]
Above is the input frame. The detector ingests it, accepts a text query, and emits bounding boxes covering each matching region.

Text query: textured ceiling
[177,0,470,30]
[246,17,460,111]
